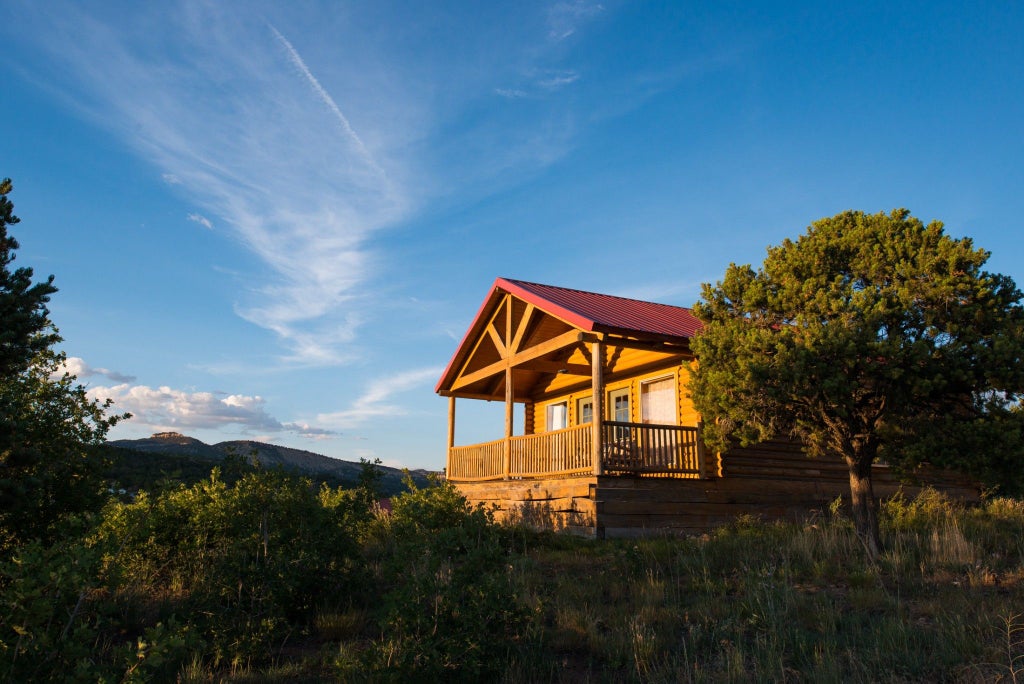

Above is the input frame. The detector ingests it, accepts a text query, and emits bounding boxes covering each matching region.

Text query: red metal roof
[498,278,704,339]
[435,278,703,394]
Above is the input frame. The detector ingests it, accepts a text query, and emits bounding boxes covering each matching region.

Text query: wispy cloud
[547,1,605,41]
[538,70,580,90]
[12,3,622,370]
[61,356,136,383]
[317,366,443,429]
[613,280,706,306]
[496,69,580,99]
[89,382,337,438]
[495,87,530,99]
[187,213,213,230]
[19,4,407,366]
[267,24,385,179]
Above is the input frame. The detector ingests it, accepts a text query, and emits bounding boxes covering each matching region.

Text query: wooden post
[591,340,604,476]
[696,420,707,478]
[446,396,456,479]
[504,365,513,480]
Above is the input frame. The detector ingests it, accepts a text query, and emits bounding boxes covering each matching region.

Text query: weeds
[3,481,1022,681]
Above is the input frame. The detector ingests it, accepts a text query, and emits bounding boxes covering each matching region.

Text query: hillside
[105,432,433,495]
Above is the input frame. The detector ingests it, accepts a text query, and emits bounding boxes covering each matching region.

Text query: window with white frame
[608,387,630,422]
[577,397,593,425]
[546,401,568,431]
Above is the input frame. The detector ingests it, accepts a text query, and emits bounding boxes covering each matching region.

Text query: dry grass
[179,490,1024,682]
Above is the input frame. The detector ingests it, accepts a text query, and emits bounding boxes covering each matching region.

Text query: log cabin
[436,278,978,537]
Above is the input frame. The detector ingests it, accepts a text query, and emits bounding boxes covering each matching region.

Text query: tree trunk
[847,457,882,561]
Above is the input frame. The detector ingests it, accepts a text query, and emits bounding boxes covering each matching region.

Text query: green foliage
[2,478,1024,681]
[359,478,531,681]
[690,209,1024,553]
[0,178,58,379]
[102,444,423,500]
[0,179,128,553]
[0,535,106,682]
[100,443,248,494]
[692,208,1024,461]
[94,468,363,668]
[0,347,127,552]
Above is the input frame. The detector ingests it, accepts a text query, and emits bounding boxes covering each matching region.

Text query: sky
[2,1,1023,471]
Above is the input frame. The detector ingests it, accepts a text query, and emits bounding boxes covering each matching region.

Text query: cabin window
[641,376,676,425]
[577,397,593,425]
[546,401,568,431]
[608,388,630,422]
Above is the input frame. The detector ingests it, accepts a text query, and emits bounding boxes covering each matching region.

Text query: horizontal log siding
[720,439,977,496]
[450,437,979,534]
[601,422,702,477]
[456,477,598,534]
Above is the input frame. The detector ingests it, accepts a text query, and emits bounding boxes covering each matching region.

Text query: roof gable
[435,278,702,396]
[499,278,703,339]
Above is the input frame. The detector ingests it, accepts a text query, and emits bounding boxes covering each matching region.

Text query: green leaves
[690,209,1024,553]
[0,179,58,380]
[0,348,128,552]
[0,179,129,552]
[692,208,1024,464]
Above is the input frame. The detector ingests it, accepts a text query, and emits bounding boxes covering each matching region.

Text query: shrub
[360,479,532,681]
[94,468,365,669]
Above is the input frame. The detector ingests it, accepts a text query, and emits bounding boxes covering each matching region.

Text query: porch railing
[447,422,705,482]
[511,424,593,477]
[601,421,703,475]
[447,437,505,481]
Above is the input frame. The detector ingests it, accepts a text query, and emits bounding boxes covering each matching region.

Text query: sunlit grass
[490,489,1024,682]
[63,485,1024,681]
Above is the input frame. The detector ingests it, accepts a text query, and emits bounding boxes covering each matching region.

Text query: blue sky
[3,1,1023,470]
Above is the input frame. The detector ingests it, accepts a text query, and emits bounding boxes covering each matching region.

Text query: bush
[94,468,366,669]
[359,479,533,681]
[0,533,110,682]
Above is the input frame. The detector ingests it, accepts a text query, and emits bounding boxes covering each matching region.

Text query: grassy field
[493,494,1024,682]
[4,475,1022,682]
[244,490,1024,682]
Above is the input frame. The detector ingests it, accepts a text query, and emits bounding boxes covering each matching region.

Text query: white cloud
[495,87,529,99]
[538,70,580,90]
[317,366,443,429]
[187,212,213,229]
[547,1,604,41]
[89,382,338,437]
[13,3,619,368]
[19,5,407,366]
[61,356,137,383]
[495,69,580,99]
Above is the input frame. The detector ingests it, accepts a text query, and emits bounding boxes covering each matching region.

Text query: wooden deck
[447,422,706,481]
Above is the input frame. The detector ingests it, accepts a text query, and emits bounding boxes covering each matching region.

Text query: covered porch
[437,279,711,485]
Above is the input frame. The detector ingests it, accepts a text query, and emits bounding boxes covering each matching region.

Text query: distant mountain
[106,432,434,494]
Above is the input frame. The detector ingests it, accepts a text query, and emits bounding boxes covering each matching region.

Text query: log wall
[454,439,980,538]
[456,477,598,535]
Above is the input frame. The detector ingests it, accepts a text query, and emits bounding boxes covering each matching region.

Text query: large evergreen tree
[690,209,1024,558]
[0,179,126,551]
[0,178,58,378]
